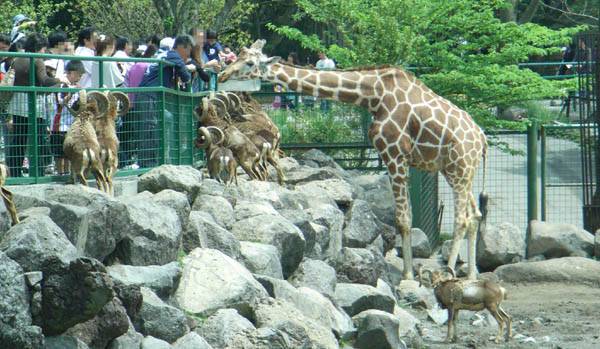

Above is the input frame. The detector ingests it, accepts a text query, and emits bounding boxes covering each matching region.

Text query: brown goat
[0,163,19,225]
[196,126,238,186]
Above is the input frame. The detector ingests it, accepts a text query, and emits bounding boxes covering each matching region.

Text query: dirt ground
[412,282,600,349]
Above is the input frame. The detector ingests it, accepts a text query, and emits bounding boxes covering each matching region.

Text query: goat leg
[499,306,511,341]
[489,306,505,344]
[1,187,19,225]
[445,308,453,343]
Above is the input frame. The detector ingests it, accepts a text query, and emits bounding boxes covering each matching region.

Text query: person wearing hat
[10,14,37,45]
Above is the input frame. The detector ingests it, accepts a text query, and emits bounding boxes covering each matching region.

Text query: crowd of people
[0,14,234,177]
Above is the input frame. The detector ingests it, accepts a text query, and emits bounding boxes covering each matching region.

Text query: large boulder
[395,228,432,258]
[495,257,600,286]
[45,336,89,349]
[595,230,600,258]
[477,222,526,271]
[138,165,205,204]
[174,248,268,317]
[298,149,344,170]
[231,214,305,278]
[334,247,388,286]
[105,319,143,349]
[115,198,182,266]
[184,211,241,259]
[0,214,79,272]
[0,252,44,349]
[151,189,191,230]
[352,309,402,349]
[334,283,396,317]
[351,174,396,227]
[342,200,381,248]
[304,204,344,259]
[107,262,182,301]
[64,297,129,349]
[192,194,234,230]
[239,241,283,279]
[134,287,189,343]
[38,257,114,336]
[195,308,255,348]
[172,332,213,349]
[295,178,354,207]
[287,258,337,299]
[527,220,594,259]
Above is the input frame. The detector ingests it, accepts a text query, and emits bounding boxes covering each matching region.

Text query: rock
[0,214,79,272]
[174,248,268,318]
[298,149,344,170]
[427,305,448,325]
[140,335,172,349]
[231,214,305,278]
[234,180,284,209]
[595,230,600,258]
[395,228,432,258]
[106,319,143,349]
[152,189,192,230]
[252,297,339,349]
[304,204,344,259]
[0,251,44,349]
[395,280,438,310]
[172,332,213,349]
[284,166,343,186]
[45,335,90,349]
[500,106,528,121]
[192,194,234,230]
[353,309,402,349]
[477,222,526,271]
[352,174,396,227]
[138,164,205,204]
[527,220,594,259]
[116,198,182,266]
[107,262,183,301]
[64,297,129,348]
[394,305,420,337]
[184,211,241,259]
[239,241,283,279]
[287,258,337,298]
[441,238,468,263]
[296,178,354,207]
[342,199,381,248]
[495,257,600,286]
[112,283,143,321]
[196,308,255,348]
[39,257,114,336]
[233,200,278,221]
[334,247,387,286]
[334,283,396,317]
[134,287,189,343]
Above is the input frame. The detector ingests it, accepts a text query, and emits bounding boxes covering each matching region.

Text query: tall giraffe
[219,40,488,280]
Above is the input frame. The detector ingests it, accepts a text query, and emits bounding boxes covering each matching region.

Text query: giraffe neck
[266,63,411,113]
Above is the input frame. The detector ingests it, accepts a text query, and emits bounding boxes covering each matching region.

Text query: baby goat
[418,266,511,344]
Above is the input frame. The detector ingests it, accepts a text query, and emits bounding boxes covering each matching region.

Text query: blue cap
[13,14,30,26]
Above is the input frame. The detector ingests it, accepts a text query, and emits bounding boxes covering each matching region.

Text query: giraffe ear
[259,56,280,69]
[250,39,266,51]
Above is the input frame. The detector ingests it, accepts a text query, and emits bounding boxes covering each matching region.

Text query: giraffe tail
[478,144,488,234]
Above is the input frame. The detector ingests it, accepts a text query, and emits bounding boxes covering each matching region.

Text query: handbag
[0,62,16,103]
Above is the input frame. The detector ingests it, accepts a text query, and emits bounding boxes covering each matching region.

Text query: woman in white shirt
[91,34,124,88]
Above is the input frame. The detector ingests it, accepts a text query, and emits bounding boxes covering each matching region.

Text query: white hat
[159,37,174,50]
[136,44,147,54]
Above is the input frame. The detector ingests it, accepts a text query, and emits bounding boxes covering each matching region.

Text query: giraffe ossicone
[219,40,488,281]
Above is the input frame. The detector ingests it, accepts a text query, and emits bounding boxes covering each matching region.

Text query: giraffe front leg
[390,171,412,280]
[446,189,470,271]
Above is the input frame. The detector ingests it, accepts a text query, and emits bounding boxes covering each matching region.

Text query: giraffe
[219,40,488,280]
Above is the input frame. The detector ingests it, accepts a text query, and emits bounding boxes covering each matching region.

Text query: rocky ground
[414,281,600,349]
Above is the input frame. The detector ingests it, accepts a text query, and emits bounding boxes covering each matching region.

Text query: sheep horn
[206,126,225,146]
[87,91,109,118]
[226,92,242,111]
[195,127,212,149]
[68,89,87,114]
[110,91,130,117]
[418,267,434,288]
[441,266,456,280]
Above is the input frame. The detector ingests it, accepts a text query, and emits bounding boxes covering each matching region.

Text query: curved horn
[68,89,87,115]
[226,92,242,111]
[440,266,456,280]
[206,126,225,146]
[110,91,130,117]
[87,91,110,118]
[194,127,212,149]
[418,267,434,288]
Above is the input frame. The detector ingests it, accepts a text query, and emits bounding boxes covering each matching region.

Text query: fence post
[526,120,539,251]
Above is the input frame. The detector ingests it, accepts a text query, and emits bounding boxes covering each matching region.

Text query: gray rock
[196,309,255,348]
[495,257,600,286]
[395,228,432,258]
[293,184,338,208]
[527,220,594,259]
[298,149,344,170]
[305,204,344,259]
[252,297,339,349]
[295,287,356,340]
[45,202,89,255]
[0,214,79,272]
[0,251,44,349]
[64,297,130,349]
[152,189,192,230]
[500,106,528,121]
[477,222,525,271]
[441,238,468,263]
[239,241,283,279]
[233,200,278,221]
[595,230,600,258]
[174,248,268,318]
[280,209,329,259]
[184,211,241,259]
[225,327,295,349]
[335,247,387,286]
[353,309,402,349]
[394,305,420,337]
[343,199,380,248]
[107,262,183,301]
[39,257,114,336]
[192,194,234,230]
[45,335,90,349]
[106,319,144,349]
[138,164,205,204]
[334,283,396,316]
[274,187,310,211]
[173,332,213,349]
[296,178,354,206]
[352,174,396,227]
[284,165,343,185]
[395,280,437,310]
[235,181,284,209]
[288,258,337,298]
[117,198,182,266]
[231,214,305,278]
[135,287,189,344]
[140,336,172,349]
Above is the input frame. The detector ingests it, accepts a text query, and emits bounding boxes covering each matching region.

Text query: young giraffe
[219,40,488,280]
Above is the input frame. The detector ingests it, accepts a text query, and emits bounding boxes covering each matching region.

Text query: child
[51,60,84,175]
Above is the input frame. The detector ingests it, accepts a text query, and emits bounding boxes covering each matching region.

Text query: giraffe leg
[465,191,482,279]
[389,169,412,280]
[446,188,469,271]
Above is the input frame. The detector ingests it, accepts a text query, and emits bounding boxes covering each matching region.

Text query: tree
[268,0,584,125]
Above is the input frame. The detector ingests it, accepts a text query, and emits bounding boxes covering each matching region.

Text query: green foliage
[0,0,70,36]
[184,311,207,323]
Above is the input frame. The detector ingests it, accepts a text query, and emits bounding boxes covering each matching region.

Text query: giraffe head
[218,39,281,83]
